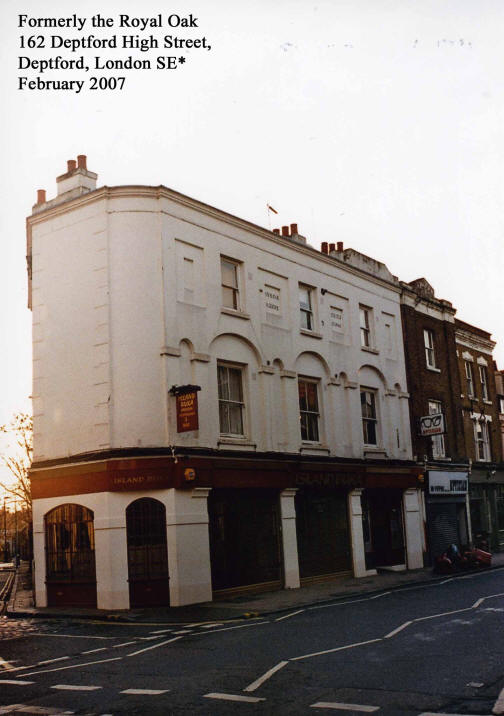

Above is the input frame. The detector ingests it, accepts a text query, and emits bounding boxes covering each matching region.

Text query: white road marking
[200,623,224,629]
[0,659,16,670]
[121,688,169,695]
[309,597,370,611]
[0,680,34,685]
[369,591,391,600]
[150,629,172,634]
[275,609,305,622]
[384,621,412,638]
[472,598,484,608]
[243,661,288,692]
[0,707,74,715]
[81,648,107,654]
[204,692,265,703]
[30,633,111,640]
[466,682,484,687]
[310,702,379,712]
[290,638,382,661]
[112,641,137,648]
[127,635,182,657]
[37,657,70,665]
[22,656,122,677]
[52,685,102,691]
[138,636,163,641]
[191,621,270,637]
[493,686,504,714]
[173,630,192,634]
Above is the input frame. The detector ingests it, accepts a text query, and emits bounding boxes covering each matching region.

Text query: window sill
[221,308,251,320]
[426,365,441,373]
[361,346,379,355]
[300,443,330,453]
[218,438,256,449]
[363,446,387,455]
[300,328,323,339]
[483,400,493,406]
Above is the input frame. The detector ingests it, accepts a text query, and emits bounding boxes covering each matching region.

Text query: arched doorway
[126,498,170,607]
[45,504,97,607]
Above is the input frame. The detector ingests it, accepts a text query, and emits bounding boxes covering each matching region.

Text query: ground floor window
[45,504,95,582]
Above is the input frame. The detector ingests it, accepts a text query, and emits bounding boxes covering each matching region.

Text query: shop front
[426,470,469,561]
[469,469,504,552]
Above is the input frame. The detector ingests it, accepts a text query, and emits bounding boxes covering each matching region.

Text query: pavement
[6,552,504,624]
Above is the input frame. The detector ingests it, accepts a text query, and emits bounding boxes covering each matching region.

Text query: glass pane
[221,259,237,287]
[300,309,312,330]
[219,402,229,433]
[228,404,244,435]
[218,366,229,400]
[306,382,318,411]
[307,413,319,441]
[222,286,237,309]
[228,368,243,402]
[299,286,311,310]
[360,308,369,330]
[298,381,307,411]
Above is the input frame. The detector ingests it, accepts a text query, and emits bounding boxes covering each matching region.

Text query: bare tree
[0,413,32,510]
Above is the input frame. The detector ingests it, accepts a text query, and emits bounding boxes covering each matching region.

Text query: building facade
[455,320,504,551]
[28,157,424,609]
[400,279,470,562]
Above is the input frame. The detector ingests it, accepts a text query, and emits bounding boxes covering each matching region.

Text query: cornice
[26,184,401,294]
[455,329,496,355]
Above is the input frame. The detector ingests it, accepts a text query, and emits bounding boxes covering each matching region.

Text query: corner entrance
[126,498,170,607]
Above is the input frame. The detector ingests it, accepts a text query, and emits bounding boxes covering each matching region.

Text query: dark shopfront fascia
[425,469,470,561]
[469,467,504,552]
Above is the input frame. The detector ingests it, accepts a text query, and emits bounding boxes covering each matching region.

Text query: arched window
[45,504,96,583]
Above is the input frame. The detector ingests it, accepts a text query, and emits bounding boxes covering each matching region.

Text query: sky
[0,0,503,491]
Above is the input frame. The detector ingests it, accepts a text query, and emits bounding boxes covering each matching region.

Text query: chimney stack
[77,154,87,170]
[56,154,97,198]
[337,241,344,252]
[273,228,280,235]
[36,189,46,204]
[321,242,329,254]
[329,243,336,253]
[290,223,298,235]
[281,226,290,236]
[67,159,77,172]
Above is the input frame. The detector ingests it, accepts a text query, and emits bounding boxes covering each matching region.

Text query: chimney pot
[337,241,344,252]
[273,228,280,235]
[77,154,87,170]
[67,159,77,172]
[321,242,329,254]
[290,223,298,235]
[36,189,46,204]
[281,225,290,236]
[329,243,336,253]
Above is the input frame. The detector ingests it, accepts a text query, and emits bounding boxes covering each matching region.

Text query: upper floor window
[465,360,475,398]
[299,285,314,331]
[217,363,245,436]
[359,306,372,348]
[499,396,504,414]
[474,418,491,462]
[361,389,378,446]
[479,365,489,400]
[221,257,240,310]
[423,329,436,368]
[428,399,445,459]
[298,378,320,442]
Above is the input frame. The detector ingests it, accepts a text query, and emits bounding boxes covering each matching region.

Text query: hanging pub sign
[419,413,445,436]
[169,384,201,433]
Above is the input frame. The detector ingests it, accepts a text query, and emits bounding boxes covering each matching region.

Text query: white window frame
[473,418,491,462]
[479,365,489,401]
[221,257,241,311]
[217,363,246,437]
[299,284,315,331]
[360,306,372,348]
[428,399,445,459]
[424,329,436,369]
[465,360,475,398]
[361,389,379,446]
[298,377,321,442]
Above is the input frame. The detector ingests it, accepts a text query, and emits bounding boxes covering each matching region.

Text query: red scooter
[434,543,492,574]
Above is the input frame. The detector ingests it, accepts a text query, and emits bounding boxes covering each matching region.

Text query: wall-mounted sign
[428,471,468,495]
[419,413,445,436]
[170,384,201,433]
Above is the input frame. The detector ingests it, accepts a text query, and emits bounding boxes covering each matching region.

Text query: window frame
[479,365,489,401]
[217,362,246,437]
[220,256,241,311]
[428,399,445,459]
[298,377,321,443]
[299,284,315,331]
[465,360,475,398]
[473,418,491,462]
[361,388,379,446]
[359,306,372,348]
[423,329,436,369]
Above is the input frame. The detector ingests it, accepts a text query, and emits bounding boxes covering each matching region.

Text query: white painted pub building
[28,157,424,609]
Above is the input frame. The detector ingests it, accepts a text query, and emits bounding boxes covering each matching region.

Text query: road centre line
[30,633,112,640]
[310,702,379,712]
[243,661,288,692]
[81,648,107,654]
[52,685,102,691]
[384,621,412,638]
[0,680,34,685]
[127,636,182,657]
[187,621,270,637]
[112,641,138,648]
[150,629,172,634]
[369,591,391,599]
[205,692,265,703]
[121,688,169,695]
[0,707,74,715]
[37,656,70,665]
[275,609,305,622]
[21,656,122,677]
[290,638,382,661]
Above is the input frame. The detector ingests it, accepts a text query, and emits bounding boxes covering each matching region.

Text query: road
[1,567,504,714]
